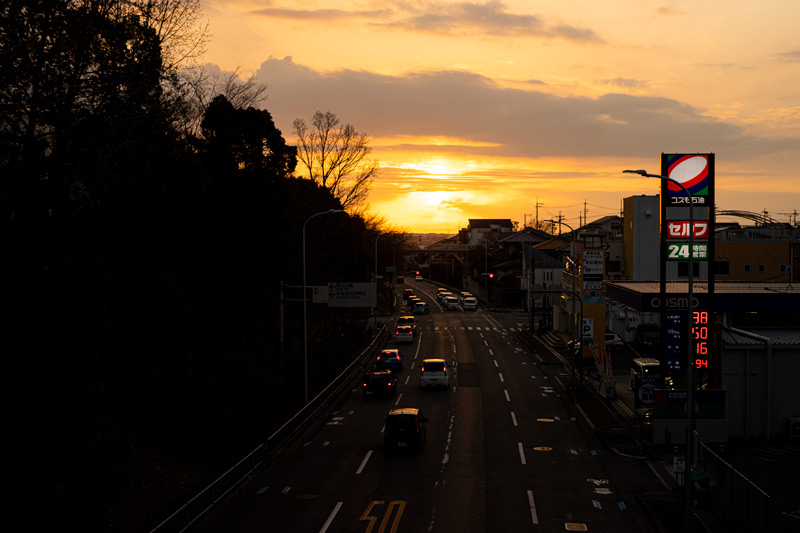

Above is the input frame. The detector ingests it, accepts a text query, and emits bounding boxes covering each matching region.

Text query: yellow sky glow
[199,0,800,233]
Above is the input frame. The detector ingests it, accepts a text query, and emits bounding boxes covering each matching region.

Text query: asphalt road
[207,280,671,532]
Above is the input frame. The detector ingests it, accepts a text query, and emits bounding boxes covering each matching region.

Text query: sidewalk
[522,329,723,532]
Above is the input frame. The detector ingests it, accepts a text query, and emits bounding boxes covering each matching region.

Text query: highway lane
[207,280,664,532]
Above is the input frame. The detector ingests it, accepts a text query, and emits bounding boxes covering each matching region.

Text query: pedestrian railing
[694,434,771,532]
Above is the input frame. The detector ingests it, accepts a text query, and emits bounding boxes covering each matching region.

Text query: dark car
[384,408,427,451]
[402,288,415,300]
[362,370,397,399]
[396,276,404,284]
[413,301,429,315]
[396,315,417,335]
[376,348,404,371]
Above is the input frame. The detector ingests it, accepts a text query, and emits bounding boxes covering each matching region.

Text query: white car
[445,296,459,310]
[462,297,477,311]
[605,332,624,351]
[415,275,424,281]
[419,359,449,389]
[395,325,414,344]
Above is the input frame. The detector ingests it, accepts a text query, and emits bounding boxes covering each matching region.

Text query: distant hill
[410,233,455,248]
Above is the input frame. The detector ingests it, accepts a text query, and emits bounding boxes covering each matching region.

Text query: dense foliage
[2,2,381,529]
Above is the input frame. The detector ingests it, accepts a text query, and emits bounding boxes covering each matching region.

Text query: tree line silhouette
[2,2,394,529]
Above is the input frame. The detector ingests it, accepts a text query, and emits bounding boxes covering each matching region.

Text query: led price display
[692,310,709,370]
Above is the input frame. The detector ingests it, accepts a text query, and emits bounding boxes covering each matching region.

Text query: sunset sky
[198,0,800,233]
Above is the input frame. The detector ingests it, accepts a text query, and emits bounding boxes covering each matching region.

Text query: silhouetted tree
[201,95,297,176]
[293,110,379,211]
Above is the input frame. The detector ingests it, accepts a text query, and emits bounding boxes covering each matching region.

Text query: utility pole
[535,198,543,228]
[584,200,588,228]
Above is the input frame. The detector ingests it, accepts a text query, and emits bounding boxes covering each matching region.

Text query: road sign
[328,283,377,308]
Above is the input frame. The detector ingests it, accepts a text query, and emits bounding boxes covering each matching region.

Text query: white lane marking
[414,331,423,360]
[489,348,494,356]
[498,373,504,382]
[518,442,527,465]
[483,340,489,346]
[319,501,343,533]
[355,450,373,474]
[527,490,539,525]
[510,411,518,426]
[493,360,499,367]
[404,376,410,385]
[504,390,511,402]
[394,392,403,406]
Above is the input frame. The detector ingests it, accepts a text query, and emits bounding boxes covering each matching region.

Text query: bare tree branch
[293,111,377,210]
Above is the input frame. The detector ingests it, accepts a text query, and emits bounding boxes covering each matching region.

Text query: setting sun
[200,1,799,232]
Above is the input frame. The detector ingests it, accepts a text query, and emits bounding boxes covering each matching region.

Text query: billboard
[659,153,717,387]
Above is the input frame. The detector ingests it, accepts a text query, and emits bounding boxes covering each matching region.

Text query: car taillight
[363,382,367,387]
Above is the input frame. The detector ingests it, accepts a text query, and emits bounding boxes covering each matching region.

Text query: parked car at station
[384,408,427,451]
[605,332,624,351]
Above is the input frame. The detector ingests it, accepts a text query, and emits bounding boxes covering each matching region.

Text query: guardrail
[694,435,771,532]
[150,326,387,532]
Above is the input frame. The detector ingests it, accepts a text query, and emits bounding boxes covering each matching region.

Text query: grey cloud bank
[250,57,798,161]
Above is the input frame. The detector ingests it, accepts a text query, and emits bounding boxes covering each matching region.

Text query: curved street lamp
[624,168,696,525]
[303,209,344,404]
[544,219,580,390]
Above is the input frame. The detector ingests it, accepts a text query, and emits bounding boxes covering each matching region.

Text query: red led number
[694,359,708,368]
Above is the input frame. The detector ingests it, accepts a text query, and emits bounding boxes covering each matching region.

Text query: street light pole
[374,232,384,331]
[303,209,343,405]
[624,169,695,524]
[544,219,578,390]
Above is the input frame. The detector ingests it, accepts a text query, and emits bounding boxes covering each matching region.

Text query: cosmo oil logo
[666,154,709,198]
